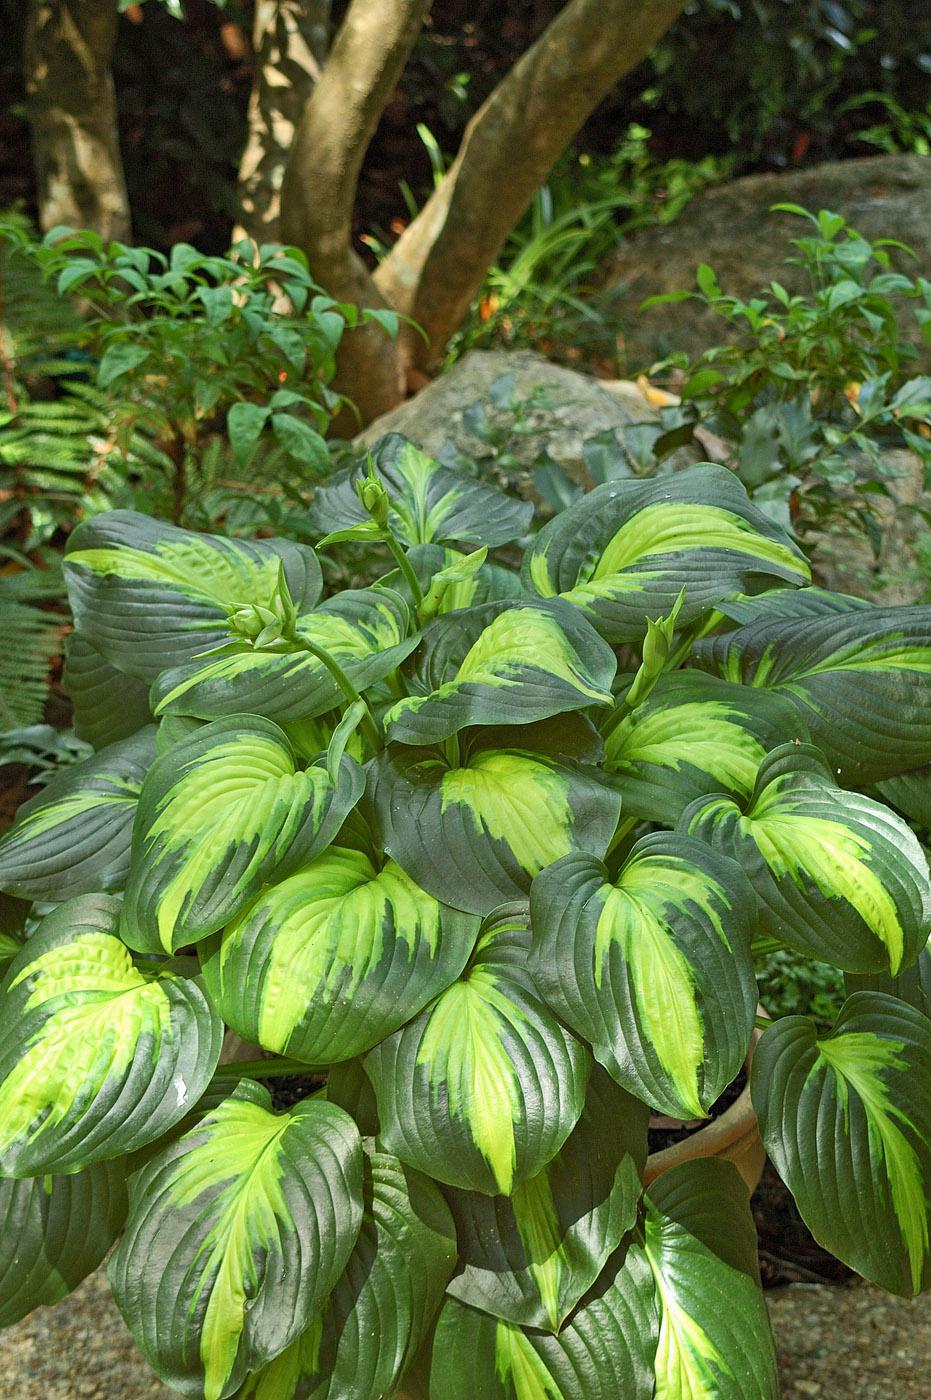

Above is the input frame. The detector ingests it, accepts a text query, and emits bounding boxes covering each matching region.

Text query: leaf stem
[385,535,424,608]
[290,632,384,751]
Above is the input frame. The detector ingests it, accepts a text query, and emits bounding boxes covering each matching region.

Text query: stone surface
[607,154,931,371]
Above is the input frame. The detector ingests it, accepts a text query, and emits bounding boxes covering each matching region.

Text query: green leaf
[443,1066,648,1331]
[109,1082,364,1400]
[428,1238,658,1400]
[0,727,156,901]
[0,895,222,1175]
[365,906,589,1195]
[310,434,533,549]
[872,765,931,833]
[239,1148,456,1400]
[0,1160,127,1327]
[696,605,931,783]
[683,745,931,975]
[152,587,418,724]
[530,837,756,1119]
[847,937,931,1018]
[603,670,809,825]
[368,733,621,915]
[97,342,150,388]
[272,414,330,473]
[523,465,809,643]
[644,1160,779,1399]
[203,844,478,1065]
[383,599,615,747]
[121,716,362,955]
[65,510,323,683]
[389,543,525,616]
[716,586,870,625]
[62,632,154,749]
[752,993,931,1296]
[227,403,270,466]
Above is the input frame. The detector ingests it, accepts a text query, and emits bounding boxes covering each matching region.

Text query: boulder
[607,154,931,371]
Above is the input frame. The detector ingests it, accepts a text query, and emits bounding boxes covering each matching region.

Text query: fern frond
[0,595,63,732]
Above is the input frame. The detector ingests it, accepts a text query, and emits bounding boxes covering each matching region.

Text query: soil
[265,1074,326,1112]
[646,1069,747,1153]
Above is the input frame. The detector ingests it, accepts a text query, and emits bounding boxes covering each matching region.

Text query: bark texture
[235,0,332,245]
[25,0,131,241]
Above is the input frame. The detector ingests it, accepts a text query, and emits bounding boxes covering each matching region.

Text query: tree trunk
[235,0,332,246]
[24,0,131,241]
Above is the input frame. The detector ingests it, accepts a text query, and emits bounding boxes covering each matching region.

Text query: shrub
[1,439,930,1396]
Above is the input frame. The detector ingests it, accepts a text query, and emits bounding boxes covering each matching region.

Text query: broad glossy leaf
[239,1148,456,1400]
[0,1160,127,1327]
[847,936,931,1017]
[752,993,931,1295]
[365,907,589,1195]
[384,599,615,746]
[203,845,478,1064]
[644,1160,779,1398]
[697,605,931,784]
[717,586,870,625]
[683,746,931,974]
[873,765,931,833]
[65,510,323,682]
[367,734,621,915]
[152,587,418,723]
[0,895,222,1175]
[63,632,153,748]
[603,670,808,825]
[120,716,362,954]
[429,1239,657,1400]
[529,837,757,1119]
[523,465,809,643]
[310,434,533,548]
[109,1082,363,1400]
[0,727,156,901]
[444,1065,648,1331]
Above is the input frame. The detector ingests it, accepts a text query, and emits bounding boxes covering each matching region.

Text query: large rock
[608,154,931,371]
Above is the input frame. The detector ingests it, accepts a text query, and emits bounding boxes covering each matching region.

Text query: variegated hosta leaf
[310,433,533,548]
[239,1148,457,1400]
[603,670,808,825]
[752,993,931,1296]
[0,727,156,901]
[151,587,419,724]
[443,1065,649,1332]
[0,1160,127,1327]
[717,585,870,626]
[429,1239,658,1400]
[63,631,153,748]
[109,1082,364,1400]
[643,1160,779,1399]
[683,745,931,975]
[847,936,931,1018]
[325,1059,380,1137]
[202,845,479,1065]
[0,895,222,1175]
[383,598,615,747]
[120,716,363,955]
[384,542,525,615]
[367,733,621,916]
[364,906,589,1195]
[65,509,323,682]
[873,765,931,835]
[522,464,809,643]
[696,604,931,784]
[529,837,757,1119]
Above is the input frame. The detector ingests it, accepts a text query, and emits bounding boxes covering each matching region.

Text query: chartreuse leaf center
[645,1217,730,1399]
[441,752,574,877]
[495,1320,562,1399]
[67,537,283,610]
[510,1172,564,1333]
[606,700,766,795]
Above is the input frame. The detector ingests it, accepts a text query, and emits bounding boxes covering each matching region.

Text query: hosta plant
[1,439,931,1399]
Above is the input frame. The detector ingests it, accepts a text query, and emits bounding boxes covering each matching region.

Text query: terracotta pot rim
[642,1006,767,1186]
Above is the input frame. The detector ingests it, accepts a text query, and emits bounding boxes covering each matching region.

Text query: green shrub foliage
[1,441,931,1397]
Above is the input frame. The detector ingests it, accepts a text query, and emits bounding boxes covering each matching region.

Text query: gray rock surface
[607,154,931,371]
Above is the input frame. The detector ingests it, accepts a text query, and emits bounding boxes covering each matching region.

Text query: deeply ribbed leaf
[152,587,418,723]
[399,543,526,612]
[203,845,478,1064]
[0,896,222,1175]
[530,838,757,1119]
[63,631,153,748]
[0,1161,127,1327]
[310,434,533,548]
[365,907,589,1195]
[523,465,809,643]
[384,599,615,746]
[0,727,156,901]
[752,994,931,1296]
[604,670,807,825]
[121,716,362,954]
[696,605,931,784]
[443,1065,648,1331]
[684,745,931,974]
[239,1148,457,1400]
[65,510,323,682]
[847,937,931,1018]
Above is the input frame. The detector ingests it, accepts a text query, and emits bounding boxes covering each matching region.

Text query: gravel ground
[1,1271,929,1397]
